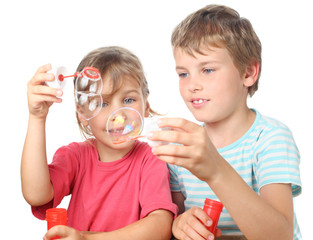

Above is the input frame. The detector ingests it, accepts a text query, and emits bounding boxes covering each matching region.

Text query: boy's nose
[188,75,203,92]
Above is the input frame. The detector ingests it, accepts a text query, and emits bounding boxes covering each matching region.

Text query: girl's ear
[78,114,89,127]
[144,100,151,118]
[243,60,260,87]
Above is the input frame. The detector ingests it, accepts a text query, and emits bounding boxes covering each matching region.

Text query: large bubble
[74,67,103,120]
[106,107,144,144]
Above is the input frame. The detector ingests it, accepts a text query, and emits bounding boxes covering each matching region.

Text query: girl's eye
[203,68,214,74]
[178,72,189,78]
[100,102,108,108]
[123,98,135,104]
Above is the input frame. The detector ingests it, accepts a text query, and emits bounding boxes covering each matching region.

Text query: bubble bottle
[46,208,68,240]
[203,198,223,235]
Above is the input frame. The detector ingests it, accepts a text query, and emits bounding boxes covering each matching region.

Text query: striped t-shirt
[169,109,302,239]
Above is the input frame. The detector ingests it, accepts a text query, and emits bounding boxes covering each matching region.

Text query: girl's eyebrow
[101,89,140,99]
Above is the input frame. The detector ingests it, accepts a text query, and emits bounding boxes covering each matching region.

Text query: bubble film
[75,92,102,120]
[106,107,144,144]
[74,67,103,120]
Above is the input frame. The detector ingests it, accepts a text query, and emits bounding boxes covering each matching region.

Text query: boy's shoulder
[250,109,296,148]
[253,109,291,134]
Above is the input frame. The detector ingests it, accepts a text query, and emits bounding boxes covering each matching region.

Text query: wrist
[28,113,47,123]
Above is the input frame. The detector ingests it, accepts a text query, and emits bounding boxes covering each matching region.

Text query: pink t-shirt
[32,140,177,231]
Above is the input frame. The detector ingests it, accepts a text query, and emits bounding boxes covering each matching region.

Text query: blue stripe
[169,110,302,237]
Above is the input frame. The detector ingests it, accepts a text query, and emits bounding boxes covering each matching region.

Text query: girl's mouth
[108,127,125,136]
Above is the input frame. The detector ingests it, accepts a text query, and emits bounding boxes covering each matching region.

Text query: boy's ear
[243,60,260,87]
[144,100,150,118]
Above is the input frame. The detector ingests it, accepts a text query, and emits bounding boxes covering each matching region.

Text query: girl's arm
[21,64,62,206]
[44,209,174,240]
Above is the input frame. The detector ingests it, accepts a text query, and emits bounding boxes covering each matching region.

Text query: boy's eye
[123,98,135,104]
[203,68,214,74]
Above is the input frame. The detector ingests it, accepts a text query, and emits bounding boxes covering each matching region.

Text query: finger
[157,117,201,133]
[215,228,222,237]
[191,207,213,228]
[44,225,69,240]
[31,94,63,106]
[176,232,193,240]
[184,215,212,240]
[152,144,191,158]
[30,64,54,85]
[30,72,55,86]
[30,84,63,98]
[148,129,193,146]
[35,63,52,75]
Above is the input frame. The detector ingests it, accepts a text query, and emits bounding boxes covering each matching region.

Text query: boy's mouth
[192,99,208,104]
[191,98,209,108]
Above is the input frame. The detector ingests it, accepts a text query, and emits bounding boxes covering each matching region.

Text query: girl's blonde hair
[74,46,156,139]
[171,4,262,96]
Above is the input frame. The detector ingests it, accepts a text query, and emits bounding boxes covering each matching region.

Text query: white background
[0,0,312,239]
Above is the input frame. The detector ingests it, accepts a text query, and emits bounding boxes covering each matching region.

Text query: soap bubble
[106,107,143,144]
[75,92,102,120]
[74,67,103,94]
[74,67,103,120]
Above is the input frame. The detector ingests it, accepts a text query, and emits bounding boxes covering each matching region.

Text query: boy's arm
[21,64,61,206]
[150,118,294,240]
[44,209,173,240]
[209,162,294,240]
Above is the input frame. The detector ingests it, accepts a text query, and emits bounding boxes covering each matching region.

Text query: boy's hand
[172,207,219,240]
[148,118,222,182]
[27,64,63,119]
[44,225,86,240]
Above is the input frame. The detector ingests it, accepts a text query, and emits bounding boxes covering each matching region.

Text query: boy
[148,5,301,240]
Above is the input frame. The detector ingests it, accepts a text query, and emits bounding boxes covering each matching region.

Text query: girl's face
[174,46,251,124]
[86,77,149,151]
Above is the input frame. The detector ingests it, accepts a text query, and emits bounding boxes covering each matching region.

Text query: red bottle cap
[46,208,68,240]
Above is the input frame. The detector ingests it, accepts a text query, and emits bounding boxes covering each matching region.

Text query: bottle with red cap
[203,198,223,235]
[46,208,68,240]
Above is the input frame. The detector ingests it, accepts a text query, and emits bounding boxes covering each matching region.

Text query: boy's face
[86,77,149,150]
[174,47,249,123]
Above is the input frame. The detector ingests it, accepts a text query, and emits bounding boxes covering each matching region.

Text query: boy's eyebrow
[176,61,220,71]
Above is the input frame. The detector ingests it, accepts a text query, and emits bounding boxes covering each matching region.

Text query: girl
[21,46,177,240]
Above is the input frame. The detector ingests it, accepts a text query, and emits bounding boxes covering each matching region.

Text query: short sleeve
[168,164,181,192]
[255,126,302,197]
[31,143,80,219]
[139,148,178,218]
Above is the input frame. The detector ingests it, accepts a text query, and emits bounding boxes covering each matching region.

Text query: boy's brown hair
[171,4,262,96]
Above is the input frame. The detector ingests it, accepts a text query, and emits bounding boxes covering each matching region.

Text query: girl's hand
[27,64,63,119]
[44,225,86,240]
[172,207,220,240]
[148,118,222,182]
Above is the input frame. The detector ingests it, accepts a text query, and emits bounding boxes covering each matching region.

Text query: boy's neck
[204,108,256,149]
